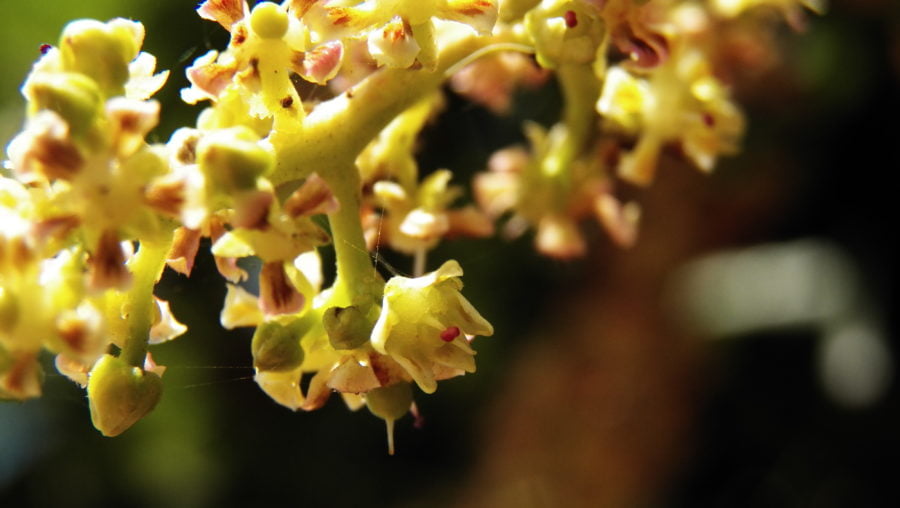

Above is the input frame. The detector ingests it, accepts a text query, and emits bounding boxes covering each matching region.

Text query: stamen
[440,326,460,342]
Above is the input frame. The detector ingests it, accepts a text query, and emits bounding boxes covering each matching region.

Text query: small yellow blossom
[371,260,492,393]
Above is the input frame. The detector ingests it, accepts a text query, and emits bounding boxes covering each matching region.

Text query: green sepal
[87,354,162,437]
[197,127,273,194]
[323,305,374,350]
[25,72,102,136]
[251,320,305,372]
[59,19,140,97]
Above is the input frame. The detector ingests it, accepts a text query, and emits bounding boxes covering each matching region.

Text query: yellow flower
[371,260,492,393]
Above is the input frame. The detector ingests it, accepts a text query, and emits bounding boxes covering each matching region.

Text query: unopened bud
[25,72,101,136]
[87,354,162,436]
[197,127,273,193]
[59,19,142,97]
[323,305,373,350]
[250,2,289,40]
[251,320,304,372]
[366,382,413,455]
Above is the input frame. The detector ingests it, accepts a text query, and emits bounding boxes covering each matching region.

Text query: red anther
[440,326,460,342]
[564,10,578,28]
[702,112,715,127]
[39,44,52,55]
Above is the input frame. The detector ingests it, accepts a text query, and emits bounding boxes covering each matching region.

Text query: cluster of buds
[2,0,820,451]
[1,18,181,435]
[469,0,823,257]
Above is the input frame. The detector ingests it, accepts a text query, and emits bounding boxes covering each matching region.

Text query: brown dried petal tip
[166,227,202,276]
[259,261,305,316]
[284,173,339,218]
[197,0,247,30]
[144,176,186,217]
[233,190,274,230]
[88,230,132,291]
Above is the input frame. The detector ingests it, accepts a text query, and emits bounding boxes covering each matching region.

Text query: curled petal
[55,354,90,388]
[144,175,186,218]
[254,366,304,410]
[341,392,366,411]
[106,98,160,158]
[126,52,169,100]
[447,206,494,238]
[208,216,248,282]
[55,304,105,362]
[233,190,274,230]
[284,173,339,218]
[198,0,248,30]
[535,215,586,259]
[303,4,379,41]
[166,227,201,276]
[143,352,167,378]
[294,41,344,85]
[327,356,381,393]
[399,208,448,241]
[301,369,332,411]
[368,17,420,69]
[438,0,499,35]
[211,231,255,259]
[595,194,640,248]
[597,66,653,133]
[473,170,520,218]
[288,0,318,18]
[88,230,132,291]
[182,51,237,104]
[149,297,188,345]
[450,52,548,114]
[220,283,263,329]
[259,261,305,316]
[7,111,84,182]
[612,25,669,68]
[31,215,80,245]
[373,180,408,207]
[1,351,43,400]
[618,134,662,186]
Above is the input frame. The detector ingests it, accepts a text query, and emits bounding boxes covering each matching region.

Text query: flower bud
[59,19,142,97]
[197,127,273,194]
[87,354,162,436]
[524,0,605,69]
[250,2,289,40]
[323,305,372,350]
[251,320,304,372]
[366,382,413,455]
[24,72,102,136]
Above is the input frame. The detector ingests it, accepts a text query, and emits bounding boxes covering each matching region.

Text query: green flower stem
[266,30,533,305]
[120,238,172,368]
[543,62,600,205]
[558,62,600,165]
[268,31,525,188]
[322,161,382,307]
